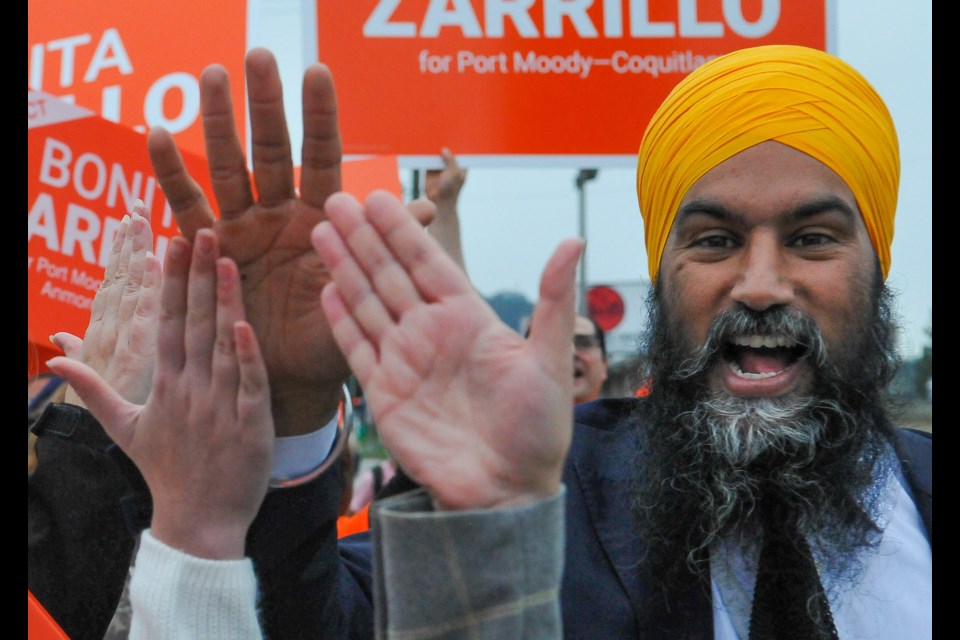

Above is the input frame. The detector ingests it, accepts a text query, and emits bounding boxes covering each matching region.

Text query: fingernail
[195,229,215,255]
[168,237,188,259]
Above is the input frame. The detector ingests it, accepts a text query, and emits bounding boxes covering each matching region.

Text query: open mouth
[722,335,808,379]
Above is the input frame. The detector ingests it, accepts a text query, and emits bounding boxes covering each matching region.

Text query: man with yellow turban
[51,44,929,639]
[302,42,929,639]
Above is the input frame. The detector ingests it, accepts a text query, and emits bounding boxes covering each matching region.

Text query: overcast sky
[256,0,932,359]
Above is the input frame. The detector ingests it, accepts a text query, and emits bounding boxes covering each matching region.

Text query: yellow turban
[636,44,899,282]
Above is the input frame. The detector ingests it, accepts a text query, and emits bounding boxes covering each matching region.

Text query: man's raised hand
[312,190,583,511]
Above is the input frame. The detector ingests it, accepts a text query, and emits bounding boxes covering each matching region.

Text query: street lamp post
[410,168,421,199]
[575,169,598,315]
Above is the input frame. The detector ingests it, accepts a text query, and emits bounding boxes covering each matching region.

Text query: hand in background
[52,199,160,408]
[312,190,583,511]
[424,148,468,272]
[424,148,467,208]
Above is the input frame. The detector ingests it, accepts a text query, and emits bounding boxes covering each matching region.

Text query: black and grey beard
[629,275,902,591]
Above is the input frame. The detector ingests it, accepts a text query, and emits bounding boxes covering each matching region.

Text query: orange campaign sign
[27,0,247,160]
[341,154,404,201]
[28,89,215,377]
[316,0,832,167]
[28,88,403,377]
[28,591,69,640]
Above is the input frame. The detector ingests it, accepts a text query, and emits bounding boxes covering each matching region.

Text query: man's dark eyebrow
[674,200,733,224]
[675,196,857,225]
[789,196,858,222]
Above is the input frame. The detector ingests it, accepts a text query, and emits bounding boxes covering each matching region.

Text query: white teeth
[731,335,797,349]
[727,361,781,379]
[726,334,797,379]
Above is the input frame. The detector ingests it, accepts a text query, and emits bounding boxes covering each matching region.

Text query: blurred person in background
[572,314,608,404]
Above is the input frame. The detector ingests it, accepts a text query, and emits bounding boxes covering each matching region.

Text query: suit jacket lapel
[893,428,932,543]
[571,417,714,639]
[572,435,641,611]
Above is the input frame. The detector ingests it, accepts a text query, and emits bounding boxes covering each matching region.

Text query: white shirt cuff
[269,415,339,484]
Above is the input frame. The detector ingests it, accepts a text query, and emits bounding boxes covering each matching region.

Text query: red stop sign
[587,285,625,332]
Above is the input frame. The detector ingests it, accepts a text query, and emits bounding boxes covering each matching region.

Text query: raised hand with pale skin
[147,47,434,437]
[312,190,584,511]
[424,148,468,272]
[46,230,274,560]
[51,199,160,408]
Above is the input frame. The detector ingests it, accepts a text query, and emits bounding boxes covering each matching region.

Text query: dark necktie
[748,502,839,640]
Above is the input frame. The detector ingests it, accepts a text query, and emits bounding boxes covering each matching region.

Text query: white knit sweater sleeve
[129,529,263,640]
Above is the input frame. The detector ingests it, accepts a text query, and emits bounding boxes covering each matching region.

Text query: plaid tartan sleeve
[370,486,565,640]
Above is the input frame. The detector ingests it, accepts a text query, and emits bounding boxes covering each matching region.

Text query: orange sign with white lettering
[27,0,246,160]
[317,1,830,166]
[28,90,215,375]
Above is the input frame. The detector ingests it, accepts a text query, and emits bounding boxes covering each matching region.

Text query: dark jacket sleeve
[243,430,377,640]
[28,403,140,640]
